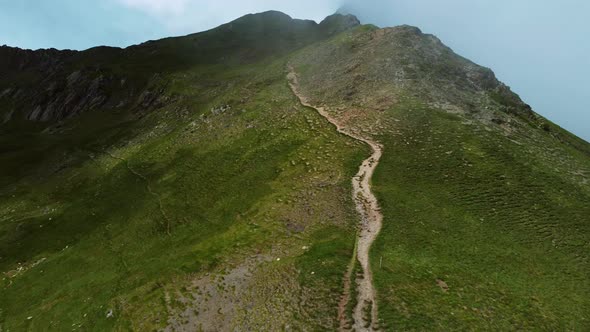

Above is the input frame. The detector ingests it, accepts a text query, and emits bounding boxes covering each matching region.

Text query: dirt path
[288,67,383,331]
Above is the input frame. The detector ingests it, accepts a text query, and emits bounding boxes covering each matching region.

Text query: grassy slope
[0,58,367,330]
[290,25,590,330]
[372,98,590,330]
[2,18,589,331]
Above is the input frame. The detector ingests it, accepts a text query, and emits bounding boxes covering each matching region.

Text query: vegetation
[372,99,590,330]
[291,22,590,330]
[0,54,366,330]
[1,10,589,331]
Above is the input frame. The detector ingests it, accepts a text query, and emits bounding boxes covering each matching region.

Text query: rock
[67,71,82,86]
[0,88,13,98]
[436,279,449,292]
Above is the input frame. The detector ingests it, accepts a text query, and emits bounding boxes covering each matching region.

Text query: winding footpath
[287,67,383,331]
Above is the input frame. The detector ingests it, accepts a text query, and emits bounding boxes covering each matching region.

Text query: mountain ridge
[0,10,589,331]
[0,11,360,53]
[0,11,361,124]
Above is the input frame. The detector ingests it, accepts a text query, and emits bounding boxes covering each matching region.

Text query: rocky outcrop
[26,71,112,121]
[0,46,168,123]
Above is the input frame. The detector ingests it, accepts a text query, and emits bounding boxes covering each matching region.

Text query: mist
[340,0,590,141]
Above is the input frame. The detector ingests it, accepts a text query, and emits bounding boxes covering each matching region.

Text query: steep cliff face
[0,45,167,123]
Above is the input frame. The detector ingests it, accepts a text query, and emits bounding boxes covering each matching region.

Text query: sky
[0,0,588,141]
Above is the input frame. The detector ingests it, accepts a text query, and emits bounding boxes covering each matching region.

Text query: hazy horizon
[0,0,587,141]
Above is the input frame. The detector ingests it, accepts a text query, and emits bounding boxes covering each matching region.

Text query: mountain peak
[233,10,295,23]
[319,13,361,35]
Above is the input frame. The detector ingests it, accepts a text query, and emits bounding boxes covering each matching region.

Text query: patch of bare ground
[164,255,270,331]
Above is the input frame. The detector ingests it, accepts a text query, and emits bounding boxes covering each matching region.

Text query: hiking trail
[288,66,383,331]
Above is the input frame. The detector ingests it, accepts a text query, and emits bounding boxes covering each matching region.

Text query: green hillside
[1,11,589,331]
[290,24,590,330]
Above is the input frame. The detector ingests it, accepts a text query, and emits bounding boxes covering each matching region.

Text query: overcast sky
[0,0,587,141]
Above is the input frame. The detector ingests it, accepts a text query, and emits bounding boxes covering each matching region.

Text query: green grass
[3,17,589,331]
[295,225,357,330]
[371,101,590,330]
[0,58,366,330]
[288,24,590,330]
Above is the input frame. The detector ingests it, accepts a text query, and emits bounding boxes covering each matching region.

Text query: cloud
[114,0,342,33]
[117,0,190,16]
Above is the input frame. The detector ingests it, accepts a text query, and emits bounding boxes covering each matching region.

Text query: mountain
[0,11,358,124]
[1,11,588,331]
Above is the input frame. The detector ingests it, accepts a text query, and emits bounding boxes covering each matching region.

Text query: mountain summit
[1,11,588,331]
